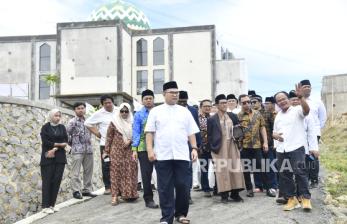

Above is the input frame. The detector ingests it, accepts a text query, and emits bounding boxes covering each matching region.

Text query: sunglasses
[120,110,129,114]
[241,101,251,105]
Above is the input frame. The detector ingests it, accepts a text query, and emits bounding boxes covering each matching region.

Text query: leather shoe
[246,190,254,197]
[82,192,97,197]
[73,191,83,199]
[146,201,159,209]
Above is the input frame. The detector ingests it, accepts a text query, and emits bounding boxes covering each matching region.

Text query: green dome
[90,0,150,30]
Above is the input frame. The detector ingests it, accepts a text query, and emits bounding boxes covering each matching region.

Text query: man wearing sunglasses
[237,94,275,198]
[145,81,199,224]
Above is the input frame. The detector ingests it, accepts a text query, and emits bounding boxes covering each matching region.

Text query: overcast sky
[1,0,346,99]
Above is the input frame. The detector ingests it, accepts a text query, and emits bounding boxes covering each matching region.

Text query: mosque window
[39,44,51,72]
[153,37,164,65]
[136,39,147,66]
[136,70,148,95]
[153,69,165,94]
[39,75,50,99]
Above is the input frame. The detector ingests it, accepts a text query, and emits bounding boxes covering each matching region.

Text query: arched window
[39,43,51,72]
[136,39,147,66]
[153,37,164,65]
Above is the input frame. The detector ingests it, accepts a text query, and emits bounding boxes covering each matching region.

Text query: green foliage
[41,74,59,86]
[320,117,347,199]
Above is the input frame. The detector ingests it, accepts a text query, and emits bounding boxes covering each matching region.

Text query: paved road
[34,183,333,224]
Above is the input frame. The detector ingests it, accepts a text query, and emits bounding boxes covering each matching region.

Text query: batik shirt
[67,116,92,154]
[238,109,265,149]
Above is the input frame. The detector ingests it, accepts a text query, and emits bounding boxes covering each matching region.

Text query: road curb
[14,188,105,224]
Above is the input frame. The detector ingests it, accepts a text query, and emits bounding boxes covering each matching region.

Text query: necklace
[50,125,59,136]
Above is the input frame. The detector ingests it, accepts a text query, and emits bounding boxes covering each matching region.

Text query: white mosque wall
[0,42,31,84]
[60,26,118,95]
[173,31,212,102]
[131,34,169,103]
[122,29,132,95]
[215,59,248,96]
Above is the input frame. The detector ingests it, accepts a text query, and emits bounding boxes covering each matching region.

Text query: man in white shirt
[300,79,327,188]
[273,84,312,211]
[145,81,199,224]
[84,95,118,195]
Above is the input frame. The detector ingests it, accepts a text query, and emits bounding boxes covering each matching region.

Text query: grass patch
[320,117,347,199]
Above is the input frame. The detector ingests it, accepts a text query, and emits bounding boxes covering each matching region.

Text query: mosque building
[0,0,248,106]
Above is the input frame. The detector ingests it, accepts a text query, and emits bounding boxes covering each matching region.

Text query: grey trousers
[70,153,94,193]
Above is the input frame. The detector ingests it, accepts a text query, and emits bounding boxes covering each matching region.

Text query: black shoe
[137,183,143,191]
[246,190,254,197]
[266,190,276,197]
[204,192,212,198]
[276,197,288,204]
[189,196,193,205]
[221,197,229,204]
[73,191,83,199]
[82,192,97,197]
[230,194,244,202]
[151,184,156,191]
[146,201,159,209]
[310,182,318,189]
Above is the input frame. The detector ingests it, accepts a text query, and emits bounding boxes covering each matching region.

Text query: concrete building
[321,73,347,115]
[0,0,247,107]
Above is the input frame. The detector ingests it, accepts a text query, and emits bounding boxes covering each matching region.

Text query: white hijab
[112,103,133,142]
[47,108,61,126]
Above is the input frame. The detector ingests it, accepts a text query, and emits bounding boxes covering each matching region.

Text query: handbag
[231,124,244,141]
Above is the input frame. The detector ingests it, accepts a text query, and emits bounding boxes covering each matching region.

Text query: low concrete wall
[0,96,102,224]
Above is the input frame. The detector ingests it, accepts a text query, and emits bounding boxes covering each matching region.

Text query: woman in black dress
[40,109,68,214]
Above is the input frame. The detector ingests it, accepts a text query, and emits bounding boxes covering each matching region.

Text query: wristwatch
[191,146,198,151]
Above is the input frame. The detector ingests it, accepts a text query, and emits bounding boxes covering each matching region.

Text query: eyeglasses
[120,110,129,114]
[251,101,258,105]
[241,101,251,105]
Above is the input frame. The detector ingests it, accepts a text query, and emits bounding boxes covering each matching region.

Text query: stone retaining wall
[0,96,103,224]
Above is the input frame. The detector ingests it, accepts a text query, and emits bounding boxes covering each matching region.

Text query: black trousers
[277,147,311,199]
[240,148,271,191]
[155,160,191,224]
[138,151,154,203]
[305,156,319,183]
[199,152,212,192]
[41,163,65,208]
[100,146,111,189]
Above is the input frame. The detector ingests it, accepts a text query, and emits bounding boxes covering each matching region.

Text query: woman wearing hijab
[40,109,68,214]
[103,103,139,205]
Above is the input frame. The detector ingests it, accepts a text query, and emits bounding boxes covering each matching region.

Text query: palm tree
[41,74,59,104]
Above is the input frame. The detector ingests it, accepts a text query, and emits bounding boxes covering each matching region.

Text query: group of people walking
[39,79,326,224]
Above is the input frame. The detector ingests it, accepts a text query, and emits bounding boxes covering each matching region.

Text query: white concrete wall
[173,31,212,102]
[132,34,169,103]
[35,41,56,103]
[122,29,132,95]
[0,42,31,84]
[321,74,347,115]
[215,59,248,97]
[60,27,118,95]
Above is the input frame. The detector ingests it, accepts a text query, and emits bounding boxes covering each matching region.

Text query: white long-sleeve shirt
[84,106,118,146]
[273,106,306,153]
[306,97,327,136]
[304,113,319,154]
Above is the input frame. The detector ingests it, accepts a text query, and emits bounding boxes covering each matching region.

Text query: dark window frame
[136,70,148,95]
[136,39,148,66]
[153,37,165,65]
[39,43,51,72]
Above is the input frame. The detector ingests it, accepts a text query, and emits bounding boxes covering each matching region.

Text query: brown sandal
[111,197,119,206]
